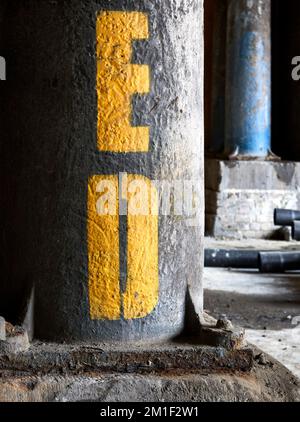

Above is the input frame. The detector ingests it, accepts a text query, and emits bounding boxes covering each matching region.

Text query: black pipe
[259,251,300,273]
[205,249,259,269]
[205,249,300,273]
[292,221,300,241]
[274,208,300,226]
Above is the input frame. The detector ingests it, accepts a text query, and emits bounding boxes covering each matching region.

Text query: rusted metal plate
[0,341,254,375]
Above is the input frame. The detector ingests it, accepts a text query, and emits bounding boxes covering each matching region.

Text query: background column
[225,0,271,158]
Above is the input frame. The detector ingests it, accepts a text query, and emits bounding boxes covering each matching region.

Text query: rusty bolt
[216,315,234,331]
[0,322,30,355]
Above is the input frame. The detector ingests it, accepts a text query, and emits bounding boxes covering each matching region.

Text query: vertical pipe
[225,0,271,158]
[210,0,227,154]
[1,0,204,342]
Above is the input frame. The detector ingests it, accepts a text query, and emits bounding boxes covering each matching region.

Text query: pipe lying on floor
[205,249,259,269]
[274,208,300,226]
[292,221,300,241]
[205,249,300,273]
[259,252,300,273]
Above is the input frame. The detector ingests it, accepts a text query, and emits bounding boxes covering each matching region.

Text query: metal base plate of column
[0,340,254,375]
[0,341,299,402]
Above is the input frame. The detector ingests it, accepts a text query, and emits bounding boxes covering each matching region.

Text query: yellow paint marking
[88,175,159,320]
[96,11,150,152]
[88,175,120,320]
[124,175,159,319]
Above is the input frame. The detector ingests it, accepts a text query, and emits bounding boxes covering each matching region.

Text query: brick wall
[206,160,300,239]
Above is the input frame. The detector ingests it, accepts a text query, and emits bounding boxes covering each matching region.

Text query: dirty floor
[204,238,300,379]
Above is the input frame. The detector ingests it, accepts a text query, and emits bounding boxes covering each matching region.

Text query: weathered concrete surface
[204,238,300,380]
[0,0,204,342]
[206,160,300,239]
[0,337,299,402]
[0,350,299,402]
[247,328,300,381]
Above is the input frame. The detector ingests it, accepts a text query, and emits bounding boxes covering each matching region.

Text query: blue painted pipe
[210,0,228,154]
[225,0,271,158]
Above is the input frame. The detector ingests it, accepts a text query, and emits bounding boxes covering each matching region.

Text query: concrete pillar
[1,1,204,342]
[225,0,271,158]
[210,0,227,154]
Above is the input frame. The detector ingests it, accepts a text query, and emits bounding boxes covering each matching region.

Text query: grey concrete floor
[204,238,300,379]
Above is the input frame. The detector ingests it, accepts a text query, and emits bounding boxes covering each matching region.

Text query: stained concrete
[0,368,298,402]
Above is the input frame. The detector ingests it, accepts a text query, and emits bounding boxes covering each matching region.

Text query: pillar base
[206,159,300,240]
[0,341,299,402]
